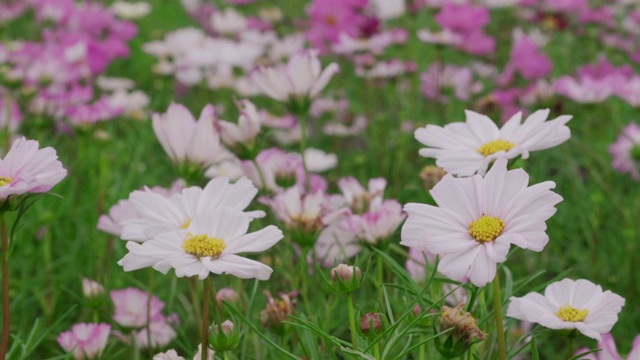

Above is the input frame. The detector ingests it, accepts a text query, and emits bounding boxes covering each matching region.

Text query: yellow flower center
[556,305,588,322]
[477,139,515,157]
[182,234,226,258]
[180,219,192,229]
[468,215,505,243]
[0,177,12,187]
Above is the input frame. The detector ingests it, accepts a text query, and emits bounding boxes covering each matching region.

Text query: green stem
[146,270,154,358]
[347,292,358,351]
[568,337,574,359]
[298,246,312,316]
[492,274,507,360]
[0,215,9,360]
[298,114,310,191]
[202,279,210,360]
[251,158,268,192]
[224,351,231,360]
[374,342,381,360]
[377,252,384,304]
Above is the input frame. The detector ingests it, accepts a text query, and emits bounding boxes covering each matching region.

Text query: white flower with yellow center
[121,177,265,242]
[119,209,283,280]
[415,109,572,177]
[400,158,562,287]
[506,279,625,341]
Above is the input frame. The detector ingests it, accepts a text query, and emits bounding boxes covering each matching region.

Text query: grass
[2,0,640,358]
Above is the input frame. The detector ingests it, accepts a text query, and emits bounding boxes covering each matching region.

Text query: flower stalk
[202,279,211,360]
[492,274,507,360]
[0,214,9,360]
[347,292,358,351]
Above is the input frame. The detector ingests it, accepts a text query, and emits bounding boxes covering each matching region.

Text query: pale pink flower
[576,333,640,360]
[415,109,572,176]
[507,279,625,341]
[120,177,264,242]
[119,209,283,280]
[609,122,640,180]
[216,288,239,303]
[304,148,337,172]
[98,179,185,237]
[420,63,482,102]
[153,349,184,360]
[416,29,463,46]
[210,8,247,34]
[135,319,177,349]
[82,278,105,298]
[401,159,562,287]
[251,50,339,102]
[216,100,262,148]
[110,288,166,328]
[152,103,224,169]
[0,137,67,200]
[262,187,337,233]
[57,323,111,360]
[338,176,387,213]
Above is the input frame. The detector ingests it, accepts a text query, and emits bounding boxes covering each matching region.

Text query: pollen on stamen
[182,233,226,258]
[0,177,12,187]
[180,219,192,229]
[468,215,505,243]
[556,305,588,322]
[477,139,515,157]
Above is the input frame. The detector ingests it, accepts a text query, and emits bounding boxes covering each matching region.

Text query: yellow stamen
[556,305,588,322]
[180,219,192,229]
[0,177,12,187]
[468,215,505,243]
[182,234,226,258]
[477,139,515,157]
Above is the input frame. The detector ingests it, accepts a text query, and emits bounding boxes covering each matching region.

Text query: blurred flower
[401,159,562,287]
[506,279,625,341]
[438,303,485,356]
[152,103,224,170]
[216,288,239,304]
[216,100,262,151]
[135,319,177,349]
[111,288,166,328]
[609,122,640,180]
[251,50,339,106]
[331,264,362,282]
[370,0,406,19]
[576,333,640,360]
[120,177,264,242]
[303,148,337,172]
[111,1,152,19]
[419,165,446,190]
[57,323,111,360]
[153,345,214,360]
[415,109,572,176]
[498,29,552,87]
[360,312,383,335]
[261,290,297,332]
[211,8,248,34]
[119,209,283,280]
[82,278,105,298]
[97,179,185,237]
[420,63,482,102]
[0,137,67,203]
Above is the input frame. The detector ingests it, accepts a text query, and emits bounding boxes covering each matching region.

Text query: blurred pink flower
[57,323,110,360]
[576,333,640,360]
[111,288,166,328]
[609,122,640,180]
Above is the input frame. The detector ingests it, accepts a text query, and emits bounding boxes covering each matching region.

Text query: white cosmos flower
[152,103,223,169]
[400,158,562,287]
[415,109,572,176]
[506,279,625,341]
[119,209,283,280]
[251,50,339,103]
[121,177,265,242]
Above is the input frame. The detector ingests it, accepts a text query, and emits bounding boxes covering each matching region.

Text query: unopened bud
[331,264,362,282]
[216,288,239,304]
[360,312,383,335]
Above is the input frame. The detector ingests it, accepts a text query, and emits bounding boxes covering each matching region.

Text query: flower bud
[82,278,105,298]
[260,290,297,335]
[331,264,362,282]
[420,165,446,190]
[209,320,239,352]
[216,288,239,304]
[436,303,486,358]
[360,312,383,335]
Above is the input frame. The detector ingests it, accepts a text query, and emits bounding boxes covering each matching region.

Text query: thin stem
[297,114,310,191]
[567,337,574,359]
[374,342,381,360]
[377,252,384,304]
[0,214,9,360]
[202,279,211,360]
[146,270,154,359]
[347,292,358,351]
[224,351,231,360]
[492,274,507,360]
[251,158,268,193]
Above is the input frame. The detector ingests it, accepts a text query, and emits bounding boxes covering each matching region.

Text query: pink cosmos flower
[135,319,177,349]
[251,50,339,103]
[152,103,224,169]
[401,159,562,287]
[420,63,482,102]
[507,279,625,341]
[111,288,166,328]
[216,100,262,149]
[82,278,105,298]
[57,323,111,360]
[609,122,640,180]
[576,333,640,360]
[0,137,67,201]
[498,31,552,86]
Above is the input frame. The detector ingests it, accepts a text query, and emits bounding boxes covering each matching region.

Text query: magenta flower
[57,323,111,360]
[498,31,552,86]
[0,137,67,202]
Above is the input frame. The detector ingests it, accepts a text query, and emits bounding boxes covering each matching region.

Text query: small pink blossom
[57,323,111,360]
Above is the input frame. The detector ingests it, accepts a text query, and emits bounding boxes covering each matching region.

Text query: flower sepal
[209,319,240,352]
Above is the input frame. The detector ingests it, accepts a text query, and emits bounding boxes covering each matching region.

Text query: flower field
[0,0,639,359]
